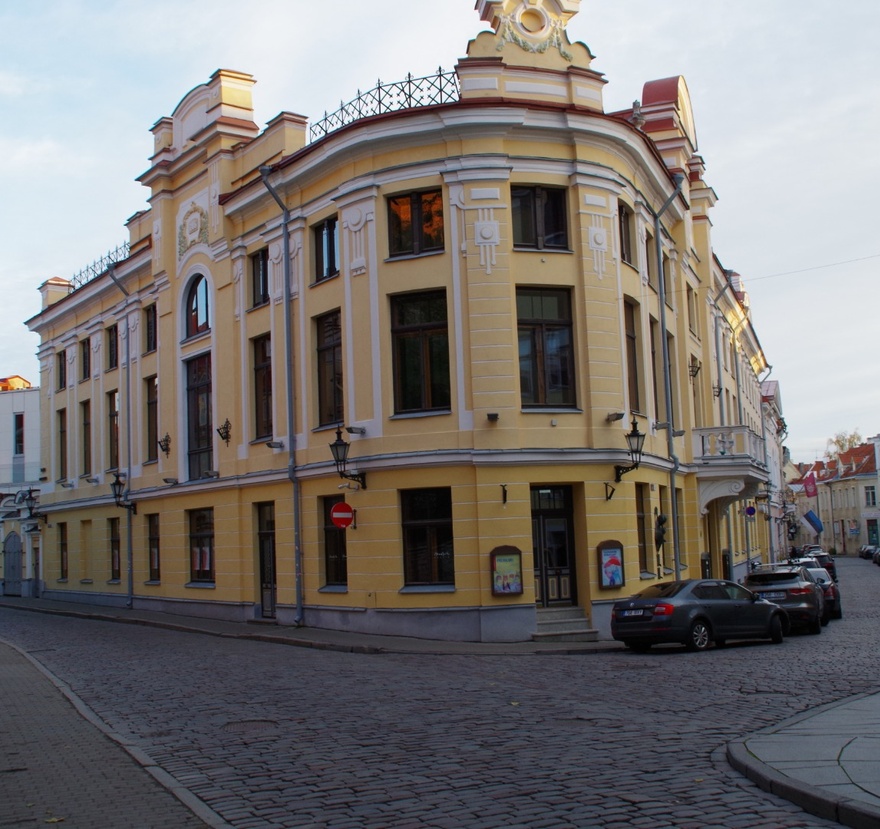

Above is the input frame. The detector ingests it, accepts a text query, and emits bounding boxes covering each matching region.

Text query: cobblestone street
[3,557,878,828]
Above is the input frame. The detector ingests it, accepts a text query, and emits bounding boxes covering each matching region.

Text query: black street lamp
[614,418,646,482]
[111,472,137,514]
[329,426,367,489]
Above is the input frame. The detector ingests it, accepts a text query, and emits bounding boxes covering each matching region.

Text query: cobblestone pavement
[2,557,878,828]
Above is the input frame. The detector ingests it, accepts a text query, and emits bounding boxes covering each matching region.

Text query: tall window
[107,391,119,470]
[253,335,273,439]
[257,502,276,616]
[251,249,270,307]
[323,496,348,587]
[517,287,575,407]
[625,301,641,412]
[147,514,160,581]
[866,486,876,508]
[186,275,210,337]
[317,312,343,426]
[81,401,91,476]
[314,217,339,281]
[145,377,158,462]
[13,413,24,456]
[402,488,454,586]
[58,523,68,580]
[189,508,214,582]
[144,304,157,353]
[106,325,118,370]
[109,517,120,581]
[80,339,91,380]
[618,201,635,265]
[57,352,67,390]
[512,186,568,250]
[57,408,67,480]
[635,483,650,573]
[391,291,451,413]
[186,354,212,480]
[388,189,444,257]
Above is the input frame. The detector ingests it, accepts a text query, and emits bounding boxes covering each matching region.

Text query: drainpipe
[260,166,304,625]
[108,265,134,609]
[653,173,685,579]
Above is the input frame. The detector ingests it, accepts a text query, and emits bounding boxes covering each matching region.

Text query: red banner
[803,473,818,498]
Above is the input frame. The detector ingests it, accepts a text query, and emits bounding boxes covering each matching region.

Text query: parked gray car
[742,565,825,634]
[611,579,788,651]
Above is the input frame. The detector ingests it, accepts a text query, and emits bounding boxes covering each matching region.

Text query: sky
[2,0,878,462]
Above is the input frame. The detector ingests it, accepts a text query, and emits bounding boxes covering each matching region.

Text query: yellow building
[26,0,779,641]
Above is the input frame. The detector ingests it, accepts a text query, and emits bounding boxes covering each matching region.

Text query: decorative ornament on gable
[477,0,581,61]
[177,201,209,259]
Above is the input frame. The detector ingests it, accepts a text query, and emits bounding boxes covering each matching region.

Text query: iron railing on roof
[309,67,460,143]
[69,242,131,293]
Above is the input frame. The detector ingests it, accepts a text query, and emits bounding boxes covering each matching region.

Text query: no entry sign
[330,501,355,529]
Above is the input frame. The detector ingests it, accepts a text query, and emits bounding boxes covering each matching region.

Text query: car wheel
[769,614,784,644]
[821,608,830,626]
[685,619,711,651]
[808,614,822,635]
[833,603,843,620]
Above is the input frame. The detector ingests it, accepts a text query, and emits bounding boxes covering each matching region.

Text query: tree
[824,429,862,460]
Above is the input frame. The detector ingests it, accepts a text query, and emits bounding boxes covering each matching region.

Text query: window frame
[618,201,635,266]
[253,335,273,439]
[80,339,91,381]
[145,376,158,463]
[106,325,119,370]
[313,216,340,282]
[144,304,158,353]
[322,496,348,587]
[251,249,270,308]
[57,408,68,481]
[185,275,210,338]
[147,513,161,582]
[516,287,576,408]
[387,189,445,258]
[13,412,24,456]
[391,290,451,414]
[58,523,68,580]
[56,352,67,390]
[81,400,91,476]
[316,312,343,426]
[512,185,569,251]
[107,390,119,471]
[109,517,120,582]
[188,507,215,583]
[186,354,213,481]
[401,487,455,587]
[625,301,641,413]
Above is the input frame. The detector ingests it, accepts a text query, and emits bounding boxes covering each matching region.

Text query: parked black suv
[743,566,825,634]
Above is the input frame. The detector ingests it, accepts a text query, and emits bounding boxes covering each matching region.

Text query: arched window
[185,276,210,337]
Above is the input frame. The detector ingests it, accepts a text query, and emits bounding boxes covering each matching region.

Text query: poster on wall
[597,540,625,589]
[490,545,524,596]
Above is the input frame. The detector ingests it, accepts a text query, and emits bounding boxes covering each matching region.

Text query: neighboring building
[25,0,782,641]
[788,444,878,554]
[0,377,43,597]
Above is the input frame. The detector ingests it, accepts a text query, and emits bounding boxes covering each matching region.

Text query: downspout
[654,173,685,579]
[108,264,134,609]
[260,166,304,625]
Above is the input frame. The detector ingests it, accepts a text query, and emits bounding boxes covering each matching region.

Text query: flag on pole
[803,473,818,498]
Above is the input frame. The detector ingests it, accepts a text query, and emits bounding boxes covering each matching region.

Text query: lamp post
[614,419,646,482]
[329,427,367,489]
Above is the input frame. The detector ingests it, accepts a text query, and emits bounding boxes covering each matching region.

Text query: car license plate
[760,591,785,600]
[622,609,644,617]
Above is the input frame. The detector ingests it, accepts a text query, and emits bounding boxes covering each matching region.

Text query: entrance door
[531,486,576,606]
[3,532,22,596]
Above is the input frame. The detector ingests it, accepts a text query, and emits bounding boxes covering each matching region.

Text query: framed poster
[490,545,524,596]
[598,540,625,589]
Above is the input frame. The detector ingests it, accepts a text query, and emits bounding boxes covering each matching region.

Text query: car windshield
[633,582,688,599]
[745,571,800,585]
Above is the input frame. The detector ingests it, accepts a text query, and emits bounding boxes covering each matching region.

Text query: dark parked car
[610,579,788,651]
[859,545,877,560]
[809,551,837,582]
[805,567,842,620]
[742,566,825,634]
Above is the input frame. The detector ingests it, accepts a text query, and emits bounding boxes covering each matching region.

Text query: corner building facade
[27,0,779,641]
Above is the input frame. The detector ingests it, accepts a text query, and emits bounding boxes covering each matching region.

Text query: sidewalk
[2,595,880,828]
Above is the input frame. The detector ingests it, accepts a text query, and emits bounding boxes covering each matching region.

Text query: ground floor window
[322,496,348,586]
[147,514,160,581]
[401,488,454,586]
[189,508,214,582]
[58,523,68,580]
[109,517,120,581]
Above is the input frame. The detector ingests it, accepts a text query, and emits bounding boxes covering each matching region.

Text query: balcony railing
[694,426,766,469]
[69,242,131,293]
[309,68,460,143]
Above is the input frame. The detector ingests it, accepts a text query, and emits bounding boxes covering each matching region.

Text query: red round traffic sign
[330,501,355,529]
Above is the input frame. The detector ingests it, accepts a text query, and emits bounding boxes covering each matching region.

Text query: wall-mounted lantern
[329,426,367,490]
